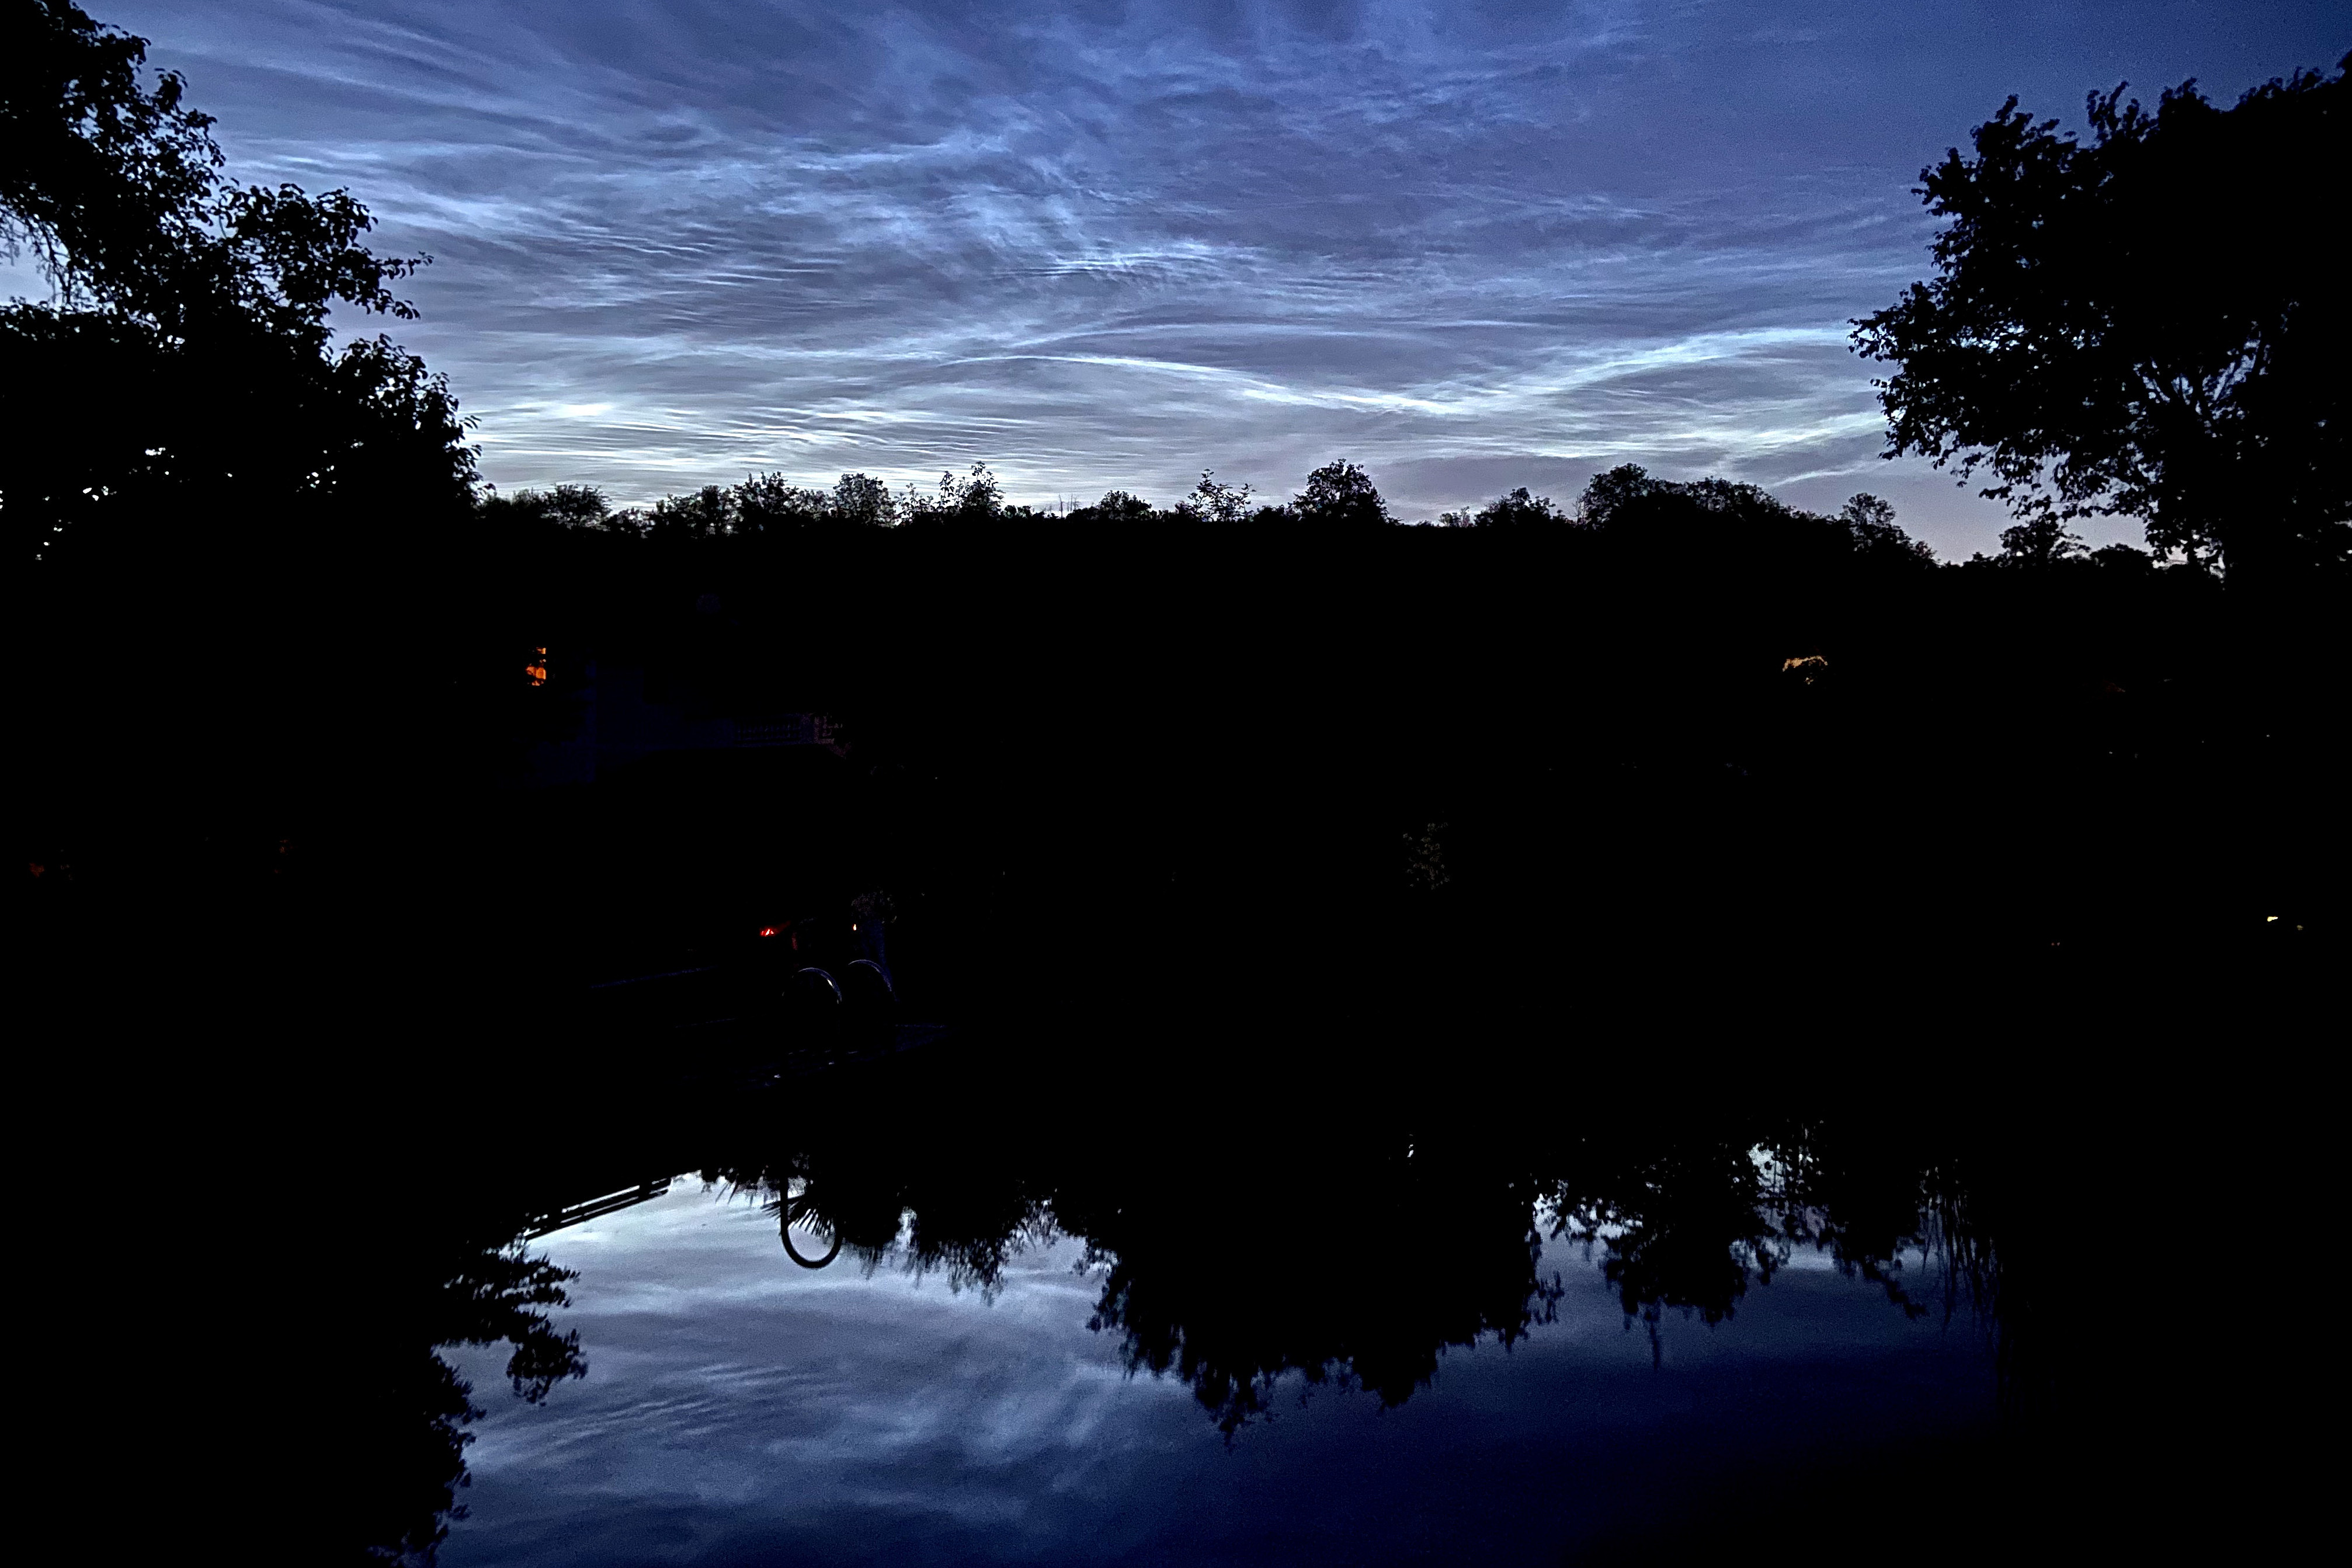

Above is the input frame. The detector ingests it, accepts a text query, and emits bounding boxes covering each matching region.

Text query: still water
[439,1183,1989,1565]
[390,1066,2041,1567]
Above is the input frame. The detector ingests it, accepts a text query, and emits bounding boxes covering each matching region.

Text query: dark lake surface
[264,1017,2316,1568]
[32,686,2329,1566]
[28,492,2336,1564]
[33,917,2326,1566]
[433,1160,1995,1566]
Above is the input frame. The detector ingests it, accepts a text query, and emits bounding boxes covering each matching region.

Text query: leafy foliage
[1853,59,2350,575]
[498,455,1961,592]
[2,0,475,563]
[336,1229,585,1567]
[478,482,612,529]
[1474,486,1565,529]
[1172,468,1257,524]
[904,461,1005,528]
[1993,516,2089,568]
[1572,463,1940,568]
[1840,493,1939,567]
[1063,488,1156,524]
[1290,458,1390,527]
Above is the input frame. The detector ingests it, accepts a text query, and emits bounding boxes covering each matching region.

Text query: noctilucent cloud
[79,2,2347,553]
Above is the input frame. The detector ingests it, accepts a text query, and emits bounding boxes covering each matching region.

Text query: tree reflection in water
[364,1067,2079,1563]
[693,1080,2034,1439]
[351,1225,586,1566]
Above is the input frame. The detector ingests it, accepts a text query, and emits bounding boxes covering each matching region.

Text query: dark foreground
[29,941,2330,1567]
[23,509,2341,1563]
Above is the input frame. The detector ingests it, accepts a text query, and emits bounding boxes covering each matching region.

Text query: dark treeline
[439,452,2328,1034]
[475,453,2134,567]
[13,4,2340,1058]
[26,380,2341,1061]
[11,9,2343,1565]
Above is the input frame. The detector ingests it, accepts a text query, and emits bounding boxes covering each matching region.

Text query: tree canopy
[1853,58,2350,578]
[1290,458,1391,528]
[2,0,476,565]
[1570,463,1940,572]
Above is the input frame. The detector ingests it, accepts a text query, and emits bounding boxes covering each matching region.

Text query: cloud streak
[84,0,2348,551]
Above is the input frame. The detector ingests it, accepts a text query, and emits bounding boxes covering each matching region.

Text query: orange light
[526,646,548,687]
[758,926,780,937]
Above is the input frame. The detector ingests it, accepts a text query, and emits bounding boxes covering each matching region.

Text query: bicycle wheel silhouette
[780,1187,843,1268]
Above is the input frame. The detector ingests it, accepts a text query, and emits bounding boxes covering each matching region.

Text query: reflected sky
[438,1174,1992,1565]
[73,2,2346,555]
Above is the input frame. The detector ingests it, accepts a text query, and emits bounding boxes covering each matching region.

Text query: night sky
[79,2,2348,553]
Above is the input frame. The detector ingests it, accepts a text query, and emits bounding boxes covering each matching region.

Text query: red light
[758,926,779,937]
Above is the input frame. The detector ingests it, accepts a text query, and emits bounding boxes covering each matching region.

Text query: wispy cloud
[88,0,2346,552]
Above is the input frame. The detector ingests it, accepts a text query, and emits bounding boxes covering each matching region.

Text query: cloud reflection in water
[437,1174,1992,1566]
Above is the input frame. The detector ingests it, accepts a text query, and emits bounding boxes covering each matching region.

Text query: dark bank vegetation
[9,11,2342,1565]
[9,11,2337,1041]
[12,5,2342,1057]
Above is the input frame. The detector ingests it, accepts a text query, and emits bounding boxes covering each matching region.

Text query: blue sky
[81,2,2347,552]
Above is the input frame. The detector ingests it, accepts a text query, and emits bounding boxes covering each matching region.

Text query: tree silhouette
[3,0,476,564]
[1291,458,1391,527]
[1840,493,1938,566]
[648,483,735,539]
[1568,461,1936,572]
[903,462,1004,527]
[675,1083,2048,1444]
[1993,516,2089,568]
[1853,59,2351,578]
[1472,486,1565,530]
[1066,488,1156,524]
[1173,468,1256,524]
[480,482,612,529]
[335,1219,587,1566]
[731,472,832,535]
[831,471,899,529]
